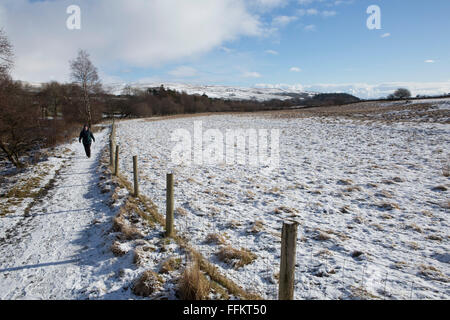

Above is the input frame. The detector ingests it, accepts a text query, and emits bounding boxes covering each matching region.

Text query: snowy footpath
[0,129,121,299]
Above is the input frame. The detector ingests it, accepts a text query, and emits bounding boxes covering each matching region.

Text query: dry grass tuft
[376,202,400,211]
[248,220,264,233]
[440,200,450,210]
[408,242,420,250]
[120,223,144,240]
[350,285,380,300]
[343,185,362,193]
[406,223,423,233]
[110,241,127,256]
[426,234,442,241]
[132,270,164,297]
[418,264,448,282]
[226,220,242,229]
[337,179,353,186]
[160,256,182,274]
[313,231,332,241]
[217,246,257,269]
[133,247,147,266]
[112,211,145,240]
[351,250,364,259]
[421,210,433,217]
[381,213,393,220]
[442,164,450,177]
[374,190,394,198]
[353,216,364,224]
[205,233,227,245]
[175,207,188,216]
[178,261,211,300]
[431,185,447,192]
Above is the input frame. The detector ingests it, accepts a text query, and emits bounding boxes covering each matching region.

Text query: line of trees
[110,86,360,119]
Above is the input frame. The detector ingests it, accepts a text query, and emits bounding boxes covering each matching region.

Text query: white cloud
[265,49,279,55]
[0,0,263,82]
[424,59,435,63]
[306,8,319,15]
[243,71,262,78]
[290,67,301,72]
[257,81,450,99]
[297,0,321,5]
[334,0,354,5]
[381,33,391,38]
[250,0,289,11]
[272,15,298,27]
[168,66,197,77]
[304,24,317,31]
[322,10,337,17]
[220,46,234,53]
[298,8,337,17]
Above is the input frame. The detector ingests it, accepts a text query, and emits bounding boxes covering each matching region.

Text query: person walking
[79,124,95,158]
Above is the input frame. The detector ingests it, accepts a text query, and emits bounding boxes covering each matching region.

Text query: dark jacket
[79,129,95,145]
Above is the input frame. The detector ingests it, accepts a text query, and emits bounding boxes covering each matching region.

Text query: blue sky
[2,0,450,97]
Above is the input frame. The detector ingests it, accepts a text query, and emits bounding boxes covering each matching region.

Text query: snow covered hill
[104,82,316,101]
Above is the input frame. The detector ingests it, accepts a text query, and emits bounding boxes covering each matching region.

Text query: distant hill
[104,82,317,102]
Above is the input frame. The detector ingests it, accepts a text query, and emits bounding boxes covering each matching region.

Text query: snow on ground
[115,113,449,300]
[380,97,450,108]
[0,129,137,299]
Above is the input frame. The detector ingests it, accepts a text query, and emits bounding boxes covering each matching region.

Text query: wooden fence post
[114,145,119,176]
[109,139,115,166]
[165,173,174,237]
[278,220,298,300]
[133,155,139,197]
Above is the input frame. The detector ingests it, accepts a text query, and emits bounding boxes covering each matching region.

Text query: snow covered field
[115,109,449,299]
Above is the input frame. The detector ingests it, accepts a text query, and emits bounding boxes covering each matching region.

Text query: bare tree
[0,28,14,78]
[69,50,101,127]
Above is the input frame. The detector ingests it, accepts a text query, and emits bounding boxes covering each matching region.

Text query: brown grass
[343,185,362,193]
[217,246,257,269]
[226,220,242,229]
[175,207,188,216]
[337,179,353,186]
[113,214,144,240]
[205,233,227,245]
[377,202,400,211]
[132,270,164,297]
[313,231,332,241]
[418,264,448,282]
[442,164,450,177]
[248,220,264,233]
[105,156,262,300]
[133,247,147,266]
[178,261,211,300]
[340,205,351,213]
[406,223,423,233]
[110,241,127,256]
[160,256,182,274]
[374,190,394,198]
[426,234,442,241]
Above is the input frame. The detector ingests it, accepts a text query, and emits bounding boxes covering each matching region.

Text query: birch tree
[69,50,100,127]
